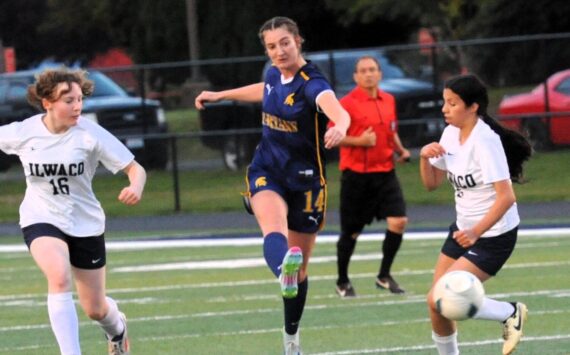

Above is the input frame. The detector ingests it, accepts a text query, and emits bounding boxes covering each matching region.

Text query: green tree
[38,0,115,63]
[40,0,189,64]
[195,0,419,87]
[4,0,568,79]
[196,0,351,87]
[323,0,479,40]
[324,0,480,72]
[466,0,570,85]
[323,0,570,86]
[0,0,48,69]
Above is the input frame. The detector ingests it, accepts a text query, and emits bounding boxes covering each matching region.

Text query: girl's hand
[453,229,479,248]
[359,127,376,147]
[396,147,411,163]
[420,142,446,159]
[324,125,346,149]
[195,91,222,110]
[118,186,142,205]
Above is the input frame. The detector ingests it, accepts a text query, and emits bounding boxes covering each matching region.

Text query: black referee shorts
[22,223,106,270]
[340,169,406,233]
[441,222,518,276]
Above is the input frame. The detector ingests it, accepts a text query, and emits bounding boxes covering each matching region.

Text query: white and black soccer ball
[432,270,485,321]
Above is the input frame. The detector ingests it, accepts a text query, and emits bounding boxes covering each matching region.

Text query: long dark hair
[445,74,532,183]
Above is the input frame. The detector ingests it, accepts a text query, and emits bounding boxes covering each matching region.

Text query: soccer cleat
[280,247,303,299]
[107,312,130,355]
[283,327,302,355]
[375,275,405,294]
[335,282,357,298]
[502,302,528,355]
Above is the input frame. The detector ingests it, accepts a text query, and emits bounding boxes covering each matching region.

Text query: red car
[498,69,570,149]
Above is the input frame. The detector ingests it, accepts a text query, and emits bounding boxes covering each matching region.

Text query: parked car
[199,48,444,170]
[0,69,169,171]
[498,69,570,150]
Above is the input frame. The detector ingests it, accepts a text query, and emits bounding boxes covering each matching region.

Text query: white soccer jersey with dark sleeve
[0,114,134,236]
[429,119,519,237]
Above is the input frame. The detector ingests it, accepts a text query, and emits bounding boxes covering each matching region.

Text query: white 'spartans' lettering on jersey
[0,114,134,237]
[429,119,519,237]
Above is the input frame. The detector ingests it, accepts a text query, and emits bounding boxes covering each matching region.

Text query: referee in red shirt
[333,56,411,297]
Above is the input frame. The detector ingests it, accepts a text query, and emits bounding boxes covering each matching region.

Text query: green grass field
[1,229,569,354]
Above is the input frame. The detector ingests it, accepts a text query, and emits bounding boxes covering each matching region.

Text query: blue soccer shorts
[245,164,327,234]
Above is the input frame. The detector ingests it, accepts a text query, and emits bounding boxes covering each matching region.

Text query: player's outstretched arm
[317,91,350,149]
[195,82,265,110]
[118,160,146,205]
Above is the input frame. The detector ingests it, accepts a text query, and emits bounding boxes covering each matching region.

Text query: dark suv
[0,69,169,171]
[199,48,444,170]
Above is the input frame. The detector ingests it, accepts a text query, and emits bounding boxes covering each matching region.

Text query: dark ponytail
[445,74,532,183]
[480,113,532,182]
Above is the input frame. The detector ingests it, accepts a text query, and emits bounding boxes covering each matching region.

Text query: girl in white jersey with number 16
[419,74,532,355]
[0,68,146,355]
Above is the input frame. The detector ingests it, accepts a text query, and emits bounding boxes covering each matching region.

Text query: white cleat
[502,302,528,355]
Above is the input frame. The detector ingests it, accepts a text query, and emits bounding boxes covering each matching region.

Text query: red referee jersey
[336,86,398,172]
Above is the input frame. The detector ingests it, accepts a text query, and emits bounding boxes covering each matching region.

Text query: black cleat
[335,282,357,298]
[375,275,405,294]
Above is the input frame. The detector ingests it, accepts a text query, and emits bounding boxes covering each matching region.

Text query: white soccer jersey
[429,118,519,237]
[0,114,134,236]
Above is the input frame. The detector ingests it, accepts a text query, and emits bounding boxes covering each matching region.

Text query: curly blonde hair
[27,68,94,111]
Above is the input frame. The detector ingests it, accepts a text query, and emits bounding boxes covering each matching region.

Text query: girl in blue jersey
[196,16,350,355]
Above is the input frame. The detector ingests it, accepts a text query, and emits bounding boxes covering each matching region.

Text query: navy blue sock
[263,232,288,278]
[284,277,308,335]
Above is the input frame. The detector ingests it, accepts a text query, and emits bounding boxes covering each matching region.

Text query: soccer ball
[432,270,485,321]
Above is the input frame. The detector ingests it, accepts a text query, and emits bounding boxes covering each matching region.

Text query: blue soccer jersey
[251,61,333,190]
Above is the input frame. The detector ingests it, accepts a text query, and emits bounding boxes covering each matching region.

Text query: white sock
[473,297,515,322]
[47,292,81,355]
[432,331,459,355]
[97,297,125,340]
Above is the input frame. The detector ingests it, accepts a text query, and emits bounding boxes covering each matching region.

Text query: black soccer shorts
[441,222,518,276]
[23,223,106,270]
[340,169,406,233]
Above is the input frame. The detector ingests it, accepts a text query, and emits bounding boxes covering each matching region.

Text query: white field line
[311,334,570,354]
[111,251,570,273]
[0,227,569,253]
[1,289,569,332]
[1,260,569,302]
[2,312,569,353]
[3,334,569,354]
[0,296,166,308]
[112,253,381,272]
[0,239,565,274]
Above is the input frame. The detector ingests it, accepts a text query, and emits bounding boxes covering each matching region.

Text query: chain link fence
[73,33,570,211]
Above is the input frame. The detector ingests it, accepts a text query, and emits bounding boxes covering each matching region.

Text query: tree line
[1,0,569,87]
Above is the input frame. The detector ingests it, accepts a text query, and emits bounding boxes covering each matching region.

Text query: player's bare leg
[74,267,129,354]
